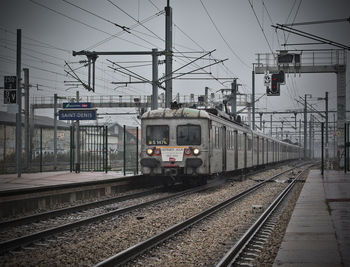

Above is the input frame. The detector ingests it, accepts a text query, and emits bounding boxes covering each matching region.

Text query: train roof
[141,108,210,119]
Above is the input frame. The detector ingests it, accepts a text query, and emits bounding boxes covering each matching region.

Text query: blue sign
[62,102,92,109]
[58,109,96,120]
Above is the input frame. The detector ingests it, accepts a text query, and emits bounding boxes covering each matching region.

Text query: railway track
[0,188,162,229]
[94,163,308,266]
[0,178,224,254]
[216,166,310,266]
[0,162,306,266]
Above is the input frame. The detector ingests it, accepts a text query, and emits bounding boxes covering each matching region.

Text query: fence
[0,123,140,175]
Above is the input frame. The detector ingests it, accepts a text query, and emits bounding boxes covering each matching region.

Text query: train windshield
[177,125,201,145]
[146,125,169,145]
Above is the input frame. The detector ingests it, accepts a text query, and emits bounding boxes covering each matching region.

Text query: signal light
[271,74,280,95]
[267,71,284,96]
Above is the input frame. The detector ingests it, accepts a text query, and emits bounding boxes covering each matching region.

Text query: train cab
[140,108,210,185]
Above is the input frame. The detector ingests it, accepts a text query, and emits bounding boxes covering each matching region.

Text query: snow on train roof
[141,108,210,119]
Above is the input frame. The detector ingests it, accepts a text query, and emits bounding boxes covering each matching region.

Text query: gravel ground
[0,187,155,223]
[0,191,172,242]
[251,169,310,266]
[0,180,258,266]
[127,182,287,266]
[0,164,303,267]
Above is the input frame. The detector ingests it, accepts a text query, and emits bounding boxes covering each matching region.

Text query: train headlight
[146,148,154,156]
[193,148,200,155]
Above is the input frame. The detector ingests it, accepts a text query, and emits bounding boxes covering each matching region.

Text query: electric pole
[252,67,255,130]
[325,91,329,167]
[75,91,80,173]
[165,0,173,108]
[304,94,308,158]
[23,68,30,169]
[54,94,57,170]
[16,29,22,177]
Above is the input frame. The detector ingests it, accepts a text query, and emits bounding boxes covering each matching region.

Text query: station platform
[0,171,134,193]
[0,171,140,217]
[273,169,350,266]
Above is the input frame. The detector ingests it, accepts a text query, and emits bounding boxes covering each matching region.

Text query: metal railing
[31,93,250,108]
[256,49,347,68]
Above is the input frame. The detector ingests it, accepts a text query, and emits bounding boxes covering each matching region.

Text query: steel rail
[216,165,311,266]
[0,188,162,229]
[94,164,305,267]
[0,183,214,254]
[0,161,293,254]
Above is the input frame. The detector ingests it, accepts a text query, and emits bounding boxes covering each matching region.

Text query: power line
[107,0,164,43]
[261,0,282,49]
[0,27,71,53]
[28,0,152,51]
[28,0,112,36]
[247,0,275,56]
[200,0,250,69]
[146,0,235,88]
[286,0,303,43]
[0,38,67,61]
[85,10,164,50]
[61,0,131,33]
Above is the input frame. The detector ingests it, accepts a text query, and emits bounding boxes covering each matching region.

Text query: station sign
[3,76,17,104]
[4,76,16,89]
[62,102,92,109]
[58,109,97,120]
[4,90,17,104]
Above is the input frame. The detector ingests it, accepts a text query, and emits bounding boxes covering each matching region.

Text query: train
[140,104,300,186]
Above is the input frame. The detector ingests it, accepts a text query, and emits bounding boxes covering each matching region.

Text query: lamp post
[317,92,329,168]
[304,94,312,158]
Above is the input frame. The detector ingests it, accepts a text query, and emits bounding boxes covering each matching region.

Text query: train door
[262,138,265,165]
[256,136,259,165]
[234,130,238,169]
[266,140,269,164]
[222,126,227,171]
[244,133,247,169]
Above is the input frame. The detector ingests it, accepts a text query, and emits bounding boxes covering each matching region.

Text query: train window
[247,135,252,151]
[214,126,219,148]
[177,125,201,145]
[146,125,169,145]
[239,132,244,151]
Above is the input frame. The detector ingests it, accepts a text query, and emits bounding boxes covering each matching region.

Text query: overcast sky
[0,0,349,128]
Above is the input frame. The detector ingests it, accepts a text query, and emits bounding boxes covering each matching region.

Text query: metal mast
[165,0,173,108]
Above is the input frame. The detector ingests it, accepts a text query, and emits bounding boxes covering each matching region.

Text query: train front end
[140,108,209,186]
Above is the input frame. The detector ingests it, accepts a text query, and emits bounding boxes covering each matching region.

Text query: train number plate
[161,147,184,162]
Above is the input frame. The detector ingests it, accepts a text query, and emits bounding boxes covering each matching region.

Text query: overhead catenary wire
[27,0,155,51]
[159,49,216,82]
[247,0,275,57]
[106,0,231,88]
[285,0,303,43]
[1,27,144,97]
[107,0,164,43]
[61,0,131,33]
[283,0,298,43]
[200,0,250,69]
[147,0,231,83]
[261,0,282,49]
[63,0,163,49]
[0,27,71,54]
[85,10,164,50]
